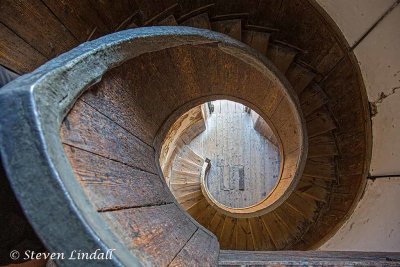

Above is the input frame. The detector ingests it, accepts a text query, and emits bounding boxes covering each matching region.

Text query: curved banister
[0,26,306,264]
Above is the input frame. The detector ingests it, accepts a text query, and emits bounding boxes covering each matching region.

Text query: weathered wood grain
[242,30,270,55]
[300,84,328,117]
[220,217,237,250]
[297,179,329,203]
[64,145,173,211]
[135,0,178,24]
[0,0,78,58]
[308,132,338,158]
[286,192,318,220]
[81,72,158,146]
[212,0,259,17]
[0,23,46,73]
[187,198,209,219]
[158,15,178,26]
[274,0,345,75]
[90,0,138,30]
[196,204,217,227]
[274,203,308,238]
[61,100,157,174]
[322,56,367,134]
[211,19,242,41]
[266,43,297,73]
[270,98,295,130]
[1,0,371,256]
[175,190,202,204]
[187,100,280,209]
[171,182,201,197]
[208,213,226,236]
[171,169,201,184]
[101,203,196,266]
[170,229,219,266]
[303,157,336,181]
[179,195,205,210]
[42,0,111,41]
[250,0,283,27]
[248,217,275,250]
[235,219,254,250]
[181,13,211,29]
[286,63,316,95]
[174,157,203,173]
[306,108,337,138]
[261,212,290,249]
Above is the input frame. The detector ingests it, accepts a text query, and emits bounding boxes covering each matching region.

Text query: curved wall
[320,178,400,252]
[317,0,400,250]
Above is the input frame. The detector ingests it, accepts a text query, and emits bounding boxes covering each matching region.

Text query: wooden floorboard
[188,100,280,208]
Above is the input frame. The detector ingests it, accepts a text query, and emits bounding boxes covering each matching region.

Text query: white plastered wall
[316,0,400,251]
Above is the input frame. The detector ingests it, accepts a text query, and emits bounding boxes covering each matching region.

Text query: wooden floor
[189,100,280,208]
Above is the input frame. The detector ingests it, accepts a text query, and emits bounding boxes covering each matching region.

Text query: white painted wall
[316,0,396,47]
[317,0,400,176]
[316,1,400,251]
[320,178,400,252]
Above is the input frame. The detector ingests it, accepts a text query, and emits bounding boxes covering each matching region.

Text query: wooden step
[187,197,208,218]
[261,212,290,249]
[180,13,211,29]
[308,132,338,158]
[220,217,237,250]
[213,214,227,240]
[242,30,270,55]
[301,175,332,189]
[286,192,318,220]
[208,212,226,235]
[300,84,328,117]
[286,63,316,95]
[179,194,204,210]
[175,190,202,204]
[306,108,337,138]
[171,169,201,184]
[211,19,242,41]
[274,203,307,236]
[173,156,203,173]
[266,43,298,73]
[157,14,178,26]
[297,180,329,203]
[170,182,201,197]
[303,157,337,181]
[179,145,204,166]
[235,218,254,250]
[196,204,217,227]
[138,2,179,26]
[180,119,206,144]
[248,217,275,250]
[176,3,215,23]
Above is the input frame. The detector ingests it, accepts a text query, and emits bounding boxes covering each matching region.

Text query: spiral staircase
[155,8,361,251]
[1,0,394,266]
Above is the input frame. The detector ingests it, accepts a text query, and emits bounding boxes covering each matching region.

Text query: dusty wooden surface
[61,100,157,174]
[63,145,173,211]
[101,203,197,266]
[170,229,219,267]
[0,0,372,259]
[188,100,280,208]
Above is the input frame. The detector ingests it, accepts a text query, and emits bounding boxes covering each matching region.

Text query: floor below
[188,100,280,208]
